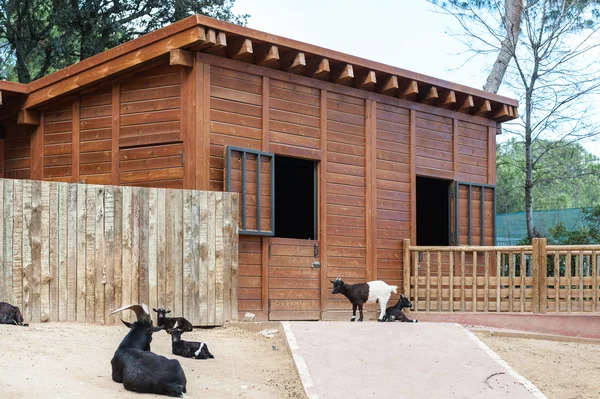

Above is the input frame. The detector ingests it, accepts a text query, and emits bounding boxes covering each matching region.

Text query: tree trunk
[525,88,534,242]
[482,0,523,93]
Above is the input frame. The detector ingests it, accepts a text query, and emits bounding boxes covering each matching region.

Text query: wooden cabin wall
[4,120,31,180]
[1,52,499,320]
[23,63,184,189]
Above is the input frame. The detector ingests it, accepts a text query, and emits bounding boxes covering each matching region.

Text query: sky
[231,0,600,157]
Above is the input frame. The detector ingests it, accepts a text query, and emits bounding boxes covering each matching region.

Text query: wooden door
[268,238,321,320]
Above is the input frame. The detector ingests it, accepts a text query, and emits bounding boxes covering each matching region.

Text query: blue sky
[232,0,600,157]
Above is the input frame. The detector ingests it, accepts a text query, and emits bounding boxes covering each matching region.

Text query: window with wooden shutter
[225,146,274,236]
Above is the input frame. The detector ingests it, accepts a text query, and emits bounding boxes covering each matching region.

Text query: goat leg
[351,304,357,322]
[358,305,364,322]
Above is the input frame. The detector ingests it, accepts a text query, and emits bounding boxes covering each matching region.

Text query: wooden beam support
[308,57,330,80]
[190,28,216,51]
[255,44,280,68]
[457,95,475,113]
[440,90,457,109]
[282,52,307,74]
[491,104,511,122]
[204,31,227,55]
[377,75,399,96]
[17,109,41,126]
[512,106,519,118]
[169,49,194,68]
[356,70,377,91]
[398,80,419,101]
[475,99,491,117]
[0,90,2,105]
[419,86,438,105]
[228,37,253,62]
[331,64,354,85]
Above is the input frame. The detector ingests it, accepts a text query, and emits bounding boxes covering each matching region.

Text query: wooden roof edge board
[192,14,518,108]
[0,80,29,94]
[23,25,205,110]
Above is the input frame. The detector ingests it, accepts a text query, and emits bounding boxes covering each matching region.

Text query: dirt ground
[476,332,600,399]
[0,322,305,399]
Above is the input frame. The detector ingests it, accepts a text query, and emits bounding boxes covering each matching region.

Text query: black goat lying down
[0,302,28,326]
[111,304,187,397]
[168,326,214,360]
[153,308,193,332]
[383,295,418,323]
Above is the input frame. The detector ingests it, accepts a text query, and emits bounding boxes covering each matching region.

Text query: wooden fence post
[532,238,540,313]
[403,239,411,298]
[539,238,547,314]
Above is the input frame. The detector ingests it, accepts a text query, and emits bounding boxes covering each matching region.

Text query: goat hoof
[377,318,384,322]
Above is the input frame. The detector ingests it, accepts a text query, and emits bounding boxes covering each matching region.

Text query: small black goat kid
[111,304,187,397]
[0,302,28,326]
[383,294,418,323]
[168,326,215,360]
[153,308,193,332]
[331,277,397,322]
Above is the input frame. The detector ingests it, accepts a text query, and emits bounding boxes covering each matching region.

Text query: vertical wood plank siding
[0,178,238,326]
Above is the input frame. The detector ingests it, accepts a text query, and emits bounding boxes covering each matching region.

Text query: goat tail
[390,285,398,294]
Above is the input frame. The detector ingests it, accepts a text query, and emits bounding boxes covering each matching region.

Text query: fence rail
[0,179,239,326]
[404,238,600,313]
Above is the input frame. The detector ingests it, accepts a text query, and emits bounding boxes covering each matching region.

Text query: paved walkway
[282,322,546,399]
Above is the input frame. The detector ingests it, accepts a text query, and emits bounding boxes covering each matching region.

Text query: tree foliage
[497,138,600,213]
[0,0,248,83]
[547,205,600,244]
[429,0,600,241]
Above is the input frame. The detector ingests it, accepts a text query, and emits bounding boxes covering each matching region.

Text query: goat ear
[152,326,164,333]
[166,309,171,314]
[152,308,158,312]
[121,319,133,329]
[330,280,336,284]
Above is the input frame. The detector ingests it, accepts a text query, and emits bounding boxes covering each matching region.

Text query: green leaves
[0,0,249,82]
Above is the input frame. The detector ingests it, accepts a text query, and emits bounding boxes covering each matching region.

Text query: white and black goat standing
[153,308,193,332]
[111,304,187,397]
[0,302,28,326]
[383,294,418,323]
[330,277,397,322]
[168,326,214,360]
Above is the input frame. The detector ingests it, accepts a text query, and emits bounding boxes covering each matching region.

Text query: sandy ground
[476,332,600,399]
[0,322,305,399]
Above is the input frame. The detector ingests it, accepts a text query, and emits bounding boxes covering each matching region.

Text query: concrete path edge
[281,321,319,399]
[462,325,548,399]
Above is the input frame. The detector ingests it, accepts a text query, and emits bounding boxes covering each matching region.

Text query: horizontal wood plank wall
[119,64,184,188]
[3,121,31,180]
[80,86,112,184]
[269,79,321,159]
[414,111,454,180]
[43,101,73,182]
[209,65,264,314]
[375,102,411,292]
[209,65,263,192]
[0,178,238,326]
[457,120,489,184]
[325,92,367,311]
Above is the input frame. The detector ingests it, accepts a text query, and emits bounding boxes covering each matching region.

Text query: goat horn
[111,304,152,323]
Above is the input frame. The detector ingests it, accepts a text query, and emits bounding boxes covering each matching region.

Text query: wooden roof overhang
[0,81,29,123]
[6,14,518,126]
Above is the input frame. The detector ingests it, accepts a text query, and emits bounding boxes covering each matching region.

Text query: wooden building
[0,15,518,321]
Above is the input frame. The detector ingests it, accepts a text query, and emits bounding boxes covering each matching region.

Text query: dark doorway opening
[417,176,450,245]
[274,155,317,239]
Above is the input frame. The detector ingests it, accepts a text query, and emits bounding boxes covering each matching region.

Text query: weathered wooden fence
[0,178,239,326]
[404,238,600,313]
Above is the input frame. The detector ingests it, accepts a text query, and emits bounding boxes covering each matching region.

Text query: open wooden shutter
[225,146,274,235]
[452,182,496,245]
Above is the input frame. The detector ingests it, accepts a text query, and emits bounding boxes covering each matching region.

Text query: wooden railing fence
[404,238,600,313]
[0,178,239,326]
